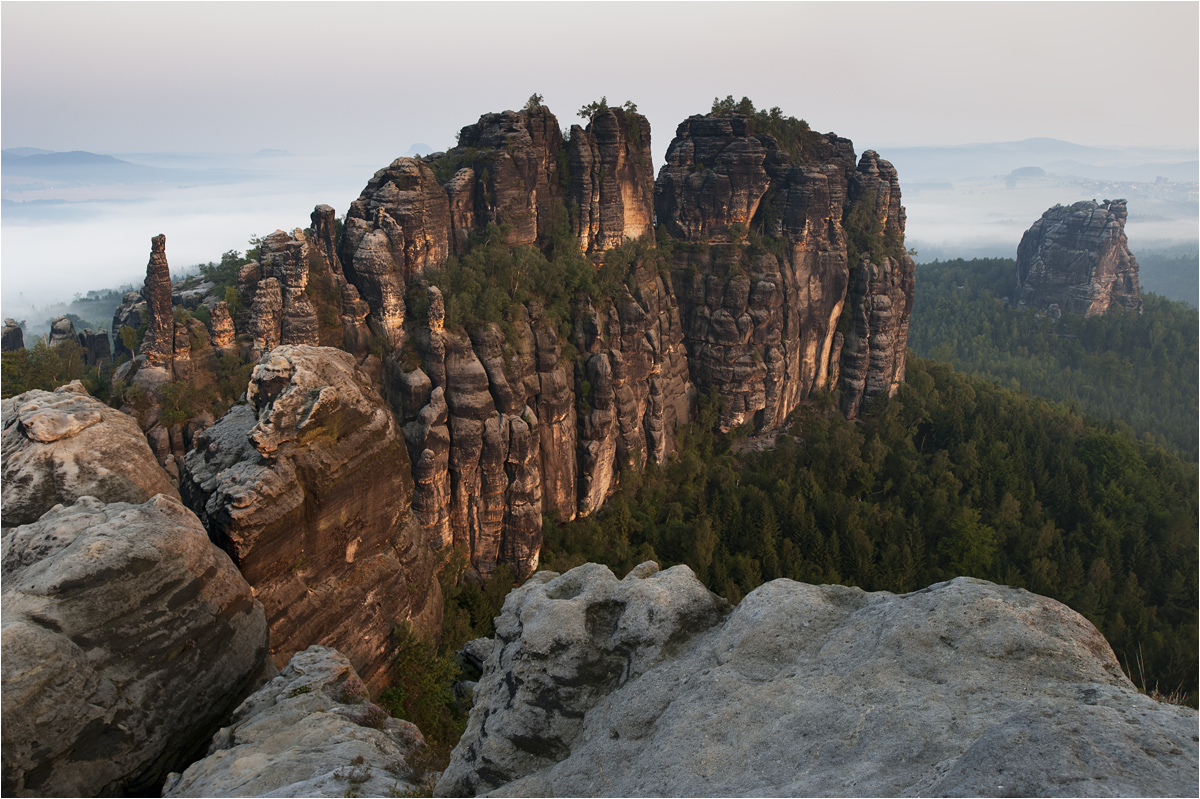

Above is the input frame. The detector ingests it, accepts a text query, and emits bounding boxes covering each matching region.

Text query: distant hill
[881,138,1199,183]
[2,147,54,157]
[2,150,130,168]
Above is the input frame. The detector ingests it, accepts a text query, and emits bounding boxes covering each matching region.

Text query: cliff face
[1016,199,1143,317]
[180,345,442,691]
[656,113,915,428]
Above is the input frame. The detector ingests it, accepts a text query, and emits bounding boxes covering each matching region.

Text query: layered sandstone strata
[1016,199,1143,317]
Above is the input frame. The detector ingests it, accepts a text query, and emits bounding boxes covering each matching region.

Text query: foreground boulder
[1,382,180,529]
[1016,199,1143,317]
[163,646,425,798]
[181,345,442,689]
[1,495,271,797]
[437,563,1198,797]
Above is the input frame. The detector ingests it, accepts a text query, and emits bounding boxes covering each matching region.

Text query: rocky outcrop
[2,319,24,352]
[141,234,175,368]
[437,563,1198,798]
[390,268,693,577]
[656,113,913,427]
[77,328,112,368]
[163,646,424,798]
[1,382,179,529]
[47,315,76,348]
[180,345,442,689]
[1016,199,1143,317]
[568,107,656,253]
[111,291,147,359]
[838,151,917,418]
[1,494,270,797]
[208,300,235,350]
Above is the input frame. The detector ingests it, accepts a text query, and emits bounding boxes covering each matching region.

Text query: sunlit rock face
[1016,199,1143,317]
[180,345,442,691]
[655,113,915,428]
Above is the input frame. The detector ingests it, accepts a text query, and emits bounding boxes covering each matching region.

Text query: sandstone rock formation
[207,300,236,351]
[656,112,914,428]
[1016,199,1143,317]
[568,106,656,252]
[163,646,424,798]
[1,382,179,529]
[2,319,24,352]
[111,291,147,359]
[141,234,176,368]
[77,328,112,368]
[1,494,270,797]
[437,563,1198,798]
[180,345,442,689]
[47,315,77,348]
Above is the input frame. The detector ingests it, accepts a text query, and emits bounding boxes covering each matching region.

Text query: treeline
[539,359,1199,703]
[908,258,1198,461]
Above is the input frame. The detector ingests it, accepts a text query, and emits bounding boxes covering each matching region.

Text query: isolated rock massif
[180,345,442,690]
[1016,199,1143,317]
[657,114,915,425]
[164,646,425,798]
[437,562,1198,798]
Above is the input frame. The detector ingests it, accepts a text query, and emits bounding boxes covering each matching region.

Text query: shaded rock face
[163,646,424,798]
[437,564,1198,798]
[111,291,147,359]
[838,152,917,418]
[47,315,77,348]
[180,345,442,690]
[390,271,693,578]
[77,328,112,368]
[1,319,23,352]
[1016,199,1143,317]
[141,234,176,368]
[655,114,914,427]
[1,382,179,529]
[1,494,270,798]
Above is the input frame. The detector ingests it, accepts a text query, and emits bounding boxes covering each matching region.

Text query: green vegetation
[909,258,1198,460]
[539,360,1199,704]
[422,202,660,353]
[1,337,113,401]
[1136,245,1198,306]
[709,96,830,163]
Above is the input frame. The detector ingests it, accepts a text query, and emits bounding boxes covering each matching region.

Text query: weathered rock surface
[141,234,176,368]
[78,328,112,368]
[181,345,442,689]
[111,291,147,359]
[1,382,179,529]
[1,494,270,797]
[1016,199,1143,317]
[208,300,236,350]
[2,318,24,352]
[437,563,1198,798]
[163,646,424,798]
[568,107,656,253]
[47,315,77,348]
[657,113,914,428]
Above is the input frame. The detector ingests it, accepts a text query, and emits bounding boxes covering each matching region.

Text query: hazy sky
[3,1,1198,163]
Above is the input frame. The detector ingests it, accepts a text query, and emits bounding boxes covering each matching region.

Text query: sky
[3,1,1198,163]
[2,1,1197,319]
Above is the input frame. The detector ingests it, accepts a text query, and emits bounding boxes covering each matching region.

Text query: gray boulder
[163,646,425,798]
[1,495,271,797]
[1,382,179,529]
[437,563,1198,798]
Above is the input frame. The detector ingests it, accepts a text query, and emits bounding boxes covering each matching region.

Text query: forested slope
[538,359,1199,703]
[908,258,1198,460]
